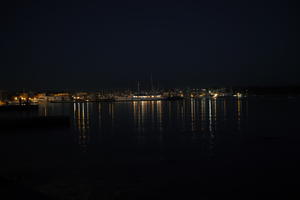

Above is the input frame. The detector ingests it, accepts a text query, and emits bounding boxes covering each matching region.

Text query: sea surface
[1,96,300,199]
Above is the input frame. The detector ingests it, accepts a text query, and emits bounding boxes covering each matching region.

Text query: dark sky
[1,0,299,90]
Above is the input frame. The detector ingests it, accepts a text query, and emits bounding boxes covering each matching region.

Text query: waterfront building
[48,93,72,102]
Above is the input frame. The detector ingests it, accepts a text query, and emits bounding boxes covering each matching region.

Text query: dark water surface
[1,97,300,199]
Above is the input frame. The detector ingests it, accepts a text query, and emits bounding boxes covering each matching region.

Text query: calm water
[40,98,248,152]
[1,97,300,199]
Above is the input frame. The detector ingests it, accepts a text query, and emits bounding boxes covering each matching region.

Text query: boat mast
[150,73,154,92]
[137,81,140,94]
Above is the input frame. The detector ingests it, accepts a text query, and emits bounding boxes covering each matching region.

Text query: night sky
[1,0,299,90]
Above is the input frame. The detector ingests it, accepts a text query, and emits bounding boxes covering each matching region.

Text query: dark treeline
[233,86,300,95]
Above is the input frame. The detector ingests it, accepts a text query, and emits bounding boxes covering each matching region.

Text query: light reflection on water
[2,96,300,200]
[38,98,248,153]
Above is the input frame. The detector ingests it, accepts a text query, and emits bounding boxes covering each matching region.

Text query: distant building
[48,93,72,102]
[35,93,47,102]
[73,92,88,101]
